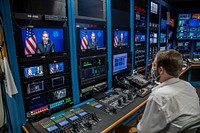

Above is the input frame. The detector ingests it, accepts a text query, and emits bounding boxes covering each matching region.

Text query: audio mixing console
[32,107,100,133]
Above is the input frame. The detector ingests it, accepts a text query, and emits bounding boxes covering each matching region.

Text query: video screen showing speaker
[113,52,132,75]
[49,62,65,74]
[112,28,130,48]
[79,54,107,86]
[20,27,66,58]
[24,65,44,79]
[27,80,44,95]
[77,28,106,53]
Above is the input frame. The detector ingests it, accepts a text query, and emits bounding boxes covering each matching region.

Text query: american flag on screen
[50,66,55,74]
[81,30,88,50]
[114,34,118,47]
[25,28,37,55]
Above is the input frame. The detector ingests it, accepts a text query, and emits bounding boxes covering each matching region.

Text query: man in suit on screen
[36,31,54,54]
[88,32,98,49]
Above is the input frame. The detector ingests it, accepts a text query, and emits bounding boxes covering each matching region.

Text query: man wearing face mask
[137,49,200,133]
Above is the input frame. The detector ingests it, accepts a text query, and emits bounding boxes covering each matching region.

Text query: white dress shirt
[137,78,200,133]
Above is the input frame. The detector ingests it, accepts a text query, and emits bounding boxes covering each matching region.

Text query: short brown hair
[155,50,183,77]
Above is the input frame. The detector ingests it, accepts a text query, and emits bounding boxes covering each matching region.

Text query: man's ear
[158,66,164,75]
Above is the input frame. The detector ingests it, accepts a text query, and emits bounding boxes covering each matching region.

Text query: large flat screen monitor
[21,27,65,56]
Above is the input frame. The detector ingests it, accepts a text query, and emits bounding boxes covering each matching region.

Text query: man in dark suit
[118,32,124,46]
[88,32,98,49]
[36,31,54,54]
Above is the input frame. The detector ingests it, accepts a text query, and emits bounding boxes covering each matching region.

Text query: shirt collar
[152,78,180,91]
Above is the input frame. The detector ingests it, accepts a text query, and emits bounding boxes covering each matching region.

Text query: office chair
[178,118,200,133]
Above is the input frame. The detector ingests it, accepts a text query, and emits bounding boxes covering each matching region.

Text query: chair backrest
[178,118,200,133]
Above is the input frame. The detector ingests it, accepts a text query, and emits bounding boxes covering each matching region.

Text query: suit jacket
[88,39,98,49]
[36,40,54,54]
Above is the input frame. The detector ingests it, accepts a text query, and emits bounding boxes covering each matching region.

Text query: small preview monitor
[28,94,46,110]
[150,2,158,14]
[189,19,199,27]
[52,76,65,88]
[178,14,191,19]
[79,55,107,85]
[27,81,44,94]
[195,42,200,51]
[177,42,190,50]
[79,29,105,51]
[135,32,146,42]
[161,19,167,30]
[160,33,166,43]
[177,27,188,32]
[113,52,132,75]
[113,29,129,47]
[177,32,187,39]
[24,65,43,79]
[49,62,64,74]
[21,28,64,55]
[187,32,197,39]
[178,20,188,27]
[52,88,67,101]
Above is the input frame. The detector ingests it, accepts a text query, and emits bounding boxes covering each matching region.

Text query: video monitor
[177,32,187,39]
[79,55,107,86]
[27,81,44,94]
[189,19,199,27]
[178,20,188,27]
[52,88,66,101]
[168,30,173,40]
[195,42,200,51]
[160,33,166,43]
[177,42,190,50]
[197,33,200,38]
[167,43,173,50]
[21,28,64,56]
[192,14,200,19]
[78,28,105,51]
[28,94,46,110]
[113,52,132,75]
[178,14,191,19]
[52,76,65,88]
[113,29,129,47]
[189,27,197,32]
[135,32,146,42]
[161,19,167,30]
[24,65,43,79]
[177,27,188,32]
[49,62,64,74]
[150,2,158,14]
[187,32,197,39]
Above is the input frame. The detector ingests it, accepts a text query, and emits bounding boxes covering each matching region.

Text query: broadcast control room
[0,0,200,133]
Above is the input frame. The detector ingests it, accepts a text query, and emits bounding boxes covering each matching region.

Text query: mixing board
[99,88,136,110]
[126,73,150,88]
[86,101,115,115]
[32,107,100,133]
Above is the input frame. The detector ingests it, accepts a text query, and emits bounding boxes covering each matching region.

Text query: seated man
[137,49,200,133]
